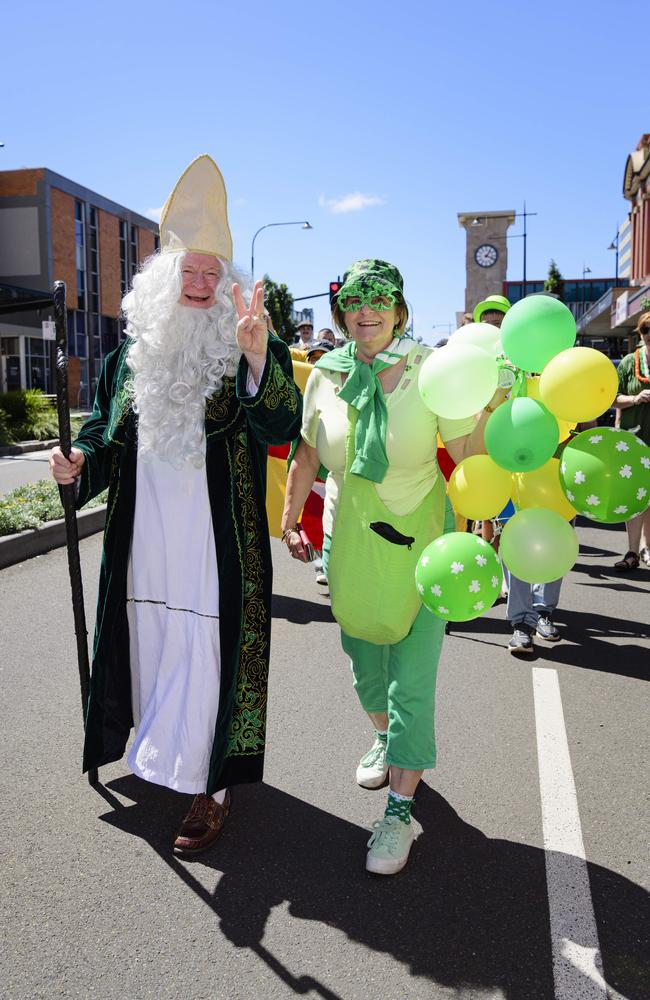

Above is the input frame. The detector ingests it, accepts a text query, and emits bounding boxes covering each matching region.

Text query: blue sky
[2,0,646,342]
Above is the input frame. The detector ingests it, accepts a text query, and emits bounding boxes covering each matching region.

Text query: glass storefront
[26,337,51,393]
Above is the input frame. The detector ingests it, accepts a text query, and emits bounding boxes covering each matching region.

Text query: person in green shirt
[613,311,650,570]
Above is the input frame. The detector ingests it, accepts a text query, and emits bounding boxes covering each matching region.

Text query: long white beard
[127,301,241,469]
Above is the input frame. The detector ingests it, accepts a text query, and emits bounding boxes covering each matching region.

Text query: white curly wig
[123,251,248,468]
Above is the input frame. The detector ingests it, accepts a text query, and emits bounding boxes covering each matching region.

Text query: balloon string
[511,370,527,399]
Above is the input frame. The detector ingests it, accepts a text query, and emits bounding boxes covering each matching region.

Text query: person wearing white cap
[295,318,314,349]
[50,155,302,854]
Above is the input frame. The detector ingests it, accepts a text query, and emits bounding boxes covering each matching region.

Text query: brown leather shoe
[173,790,231,856]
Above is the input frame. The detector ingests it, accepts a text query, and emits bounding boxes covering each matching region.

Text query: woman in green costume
[282,259,504,875]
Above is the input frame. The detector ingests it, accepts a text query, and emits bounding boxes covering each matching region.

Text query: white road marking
[533,667,608,999]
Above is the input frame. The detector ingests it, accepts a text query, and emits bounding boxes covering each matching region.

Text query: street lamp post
[251,221,312,279]
[581,264,592,320]
[608,226,620,282]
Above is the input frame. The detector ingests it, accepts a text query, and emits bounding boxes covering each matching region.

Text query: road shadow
[578,543,619,558]
[96,777,649,1000]
[538,607,649,680]
[572,560,650,589]
[575,517,626,535]
[272,593,335,624]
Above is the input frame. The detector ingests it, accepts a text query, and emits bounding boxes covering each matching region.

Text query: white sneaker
[356,737,389,789]
[366,815,415,875]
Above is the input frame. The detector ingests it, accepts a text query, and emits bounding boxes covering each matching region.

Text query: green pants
[322,506,450,771]
[340,605,445,770]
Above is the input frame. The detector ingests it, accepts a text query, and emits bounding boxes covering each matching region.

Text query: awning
[0,282,53,315]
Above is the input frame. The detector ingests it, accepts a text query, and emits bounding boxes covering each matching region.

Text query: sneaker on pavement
[508,626,534,655]
[366,815,415,875]
[315,572,328,585]
[356,737,389,789]
[536,615,560,642]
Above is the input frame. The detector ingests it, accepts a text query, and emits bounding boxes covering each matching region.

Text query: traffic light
[329,280,341,307]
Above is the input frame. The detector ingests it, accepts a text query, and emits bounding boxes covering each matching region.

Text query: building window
[119,219,129,295]
[88,206,100,318]
[75,200,86,311]
[73,310,87,360]
[101,316,118,355]
[129,224,138,282]
[26,337,50,393]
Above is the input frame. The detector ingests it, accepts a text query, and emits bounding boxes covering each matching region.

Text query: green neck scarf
[315,337,413,483]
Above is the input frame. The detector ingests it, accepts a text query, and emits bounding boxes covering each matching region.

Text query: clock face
[475,244,498,268]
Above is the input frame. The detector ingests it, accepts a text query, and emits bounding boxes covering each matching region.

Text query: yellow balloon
[512,458,577,521]
[539,348,618,422]
[448,454,512,520]
[526,377,575,441]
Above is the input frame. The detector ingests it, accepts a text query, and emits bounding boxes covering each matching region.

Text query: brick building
[0,167,159,403]
[577,133,650,352]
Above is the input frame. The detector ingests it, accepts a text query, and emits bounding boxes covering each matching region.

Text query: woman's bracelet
[281,526,299,543]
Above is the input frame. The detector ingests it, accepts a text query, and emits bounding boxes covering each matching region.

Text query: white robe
[126,446,221,794]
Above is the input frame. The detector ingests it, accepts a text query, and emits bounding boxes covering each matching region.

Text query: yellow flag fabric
[266,360,312,538]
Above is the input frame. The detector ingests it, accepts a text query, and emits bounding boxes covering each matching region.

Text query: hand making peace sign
[233,280,268,359]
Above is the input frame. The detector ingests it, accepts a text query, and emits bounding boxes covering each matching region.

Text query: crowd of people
[50,154,649,879]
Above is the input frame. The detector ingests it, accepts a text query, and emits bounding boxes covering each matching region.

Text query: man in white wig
[50,155,302,854]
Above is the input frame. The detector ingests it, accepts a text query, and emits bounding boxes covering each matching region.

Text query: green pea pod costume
[327,406,445,645]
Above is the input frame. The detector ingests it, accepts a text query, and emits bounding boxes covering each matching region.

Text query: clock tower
[458,210,516,314]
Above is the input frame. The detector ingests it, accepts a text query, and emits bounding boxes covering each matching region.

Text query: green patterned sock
[375,729,388,745]
[385,790,413,825]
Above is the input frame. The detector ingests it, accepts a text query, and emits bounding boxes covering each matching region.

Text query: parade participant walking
[49,155,302,855]
[281,259,503,875]
[613,311,650,571]
[473,294,566,653]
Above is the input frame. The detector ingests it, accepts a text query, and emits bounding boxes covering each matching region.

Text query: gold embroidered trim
[104,451,121,534]
[225,430,268,757]
[244,355,298,413]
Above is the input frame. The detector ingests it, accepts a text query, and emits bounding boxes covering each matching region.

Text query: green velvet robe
[73,334,302,794]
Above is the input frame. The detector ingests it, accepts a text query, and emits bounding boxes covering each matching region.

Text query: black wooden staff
[53,280,98,786]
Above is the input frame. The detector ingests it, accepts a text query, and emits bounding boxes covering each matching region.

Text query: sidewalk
[0,428,104,570]
[0,437,59,458]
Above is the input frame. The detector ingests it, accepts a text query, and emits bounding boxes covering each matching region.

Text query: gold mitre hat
[159,154,232,261]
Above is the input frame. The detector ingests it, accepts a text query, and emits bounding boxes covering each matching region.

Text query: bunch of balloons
[416,294,648,621]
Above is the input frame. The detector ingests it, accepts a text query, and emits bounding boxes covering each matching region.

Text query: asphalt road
[0,522,648,1000]
[0,448,53,496]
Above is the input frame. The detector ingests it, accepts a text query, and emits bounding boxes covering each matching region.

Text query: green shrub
[0,407,13,446]
[0,479,108,537]
[0,389,59,442]
[17,389,59,440]
[0,391,27,421]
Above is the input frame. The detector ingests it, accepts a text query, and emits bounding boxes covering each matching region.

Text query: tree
[544,260,565,301]
[263,275,297,345]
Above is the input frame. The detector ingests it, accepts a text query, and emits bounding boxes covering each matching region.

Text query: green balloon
[501,295,576,373]
[415,532,502,622]
[559,428,650,523]
[485,397,560,472]
[500,508,579,583]
[419,343,498,419]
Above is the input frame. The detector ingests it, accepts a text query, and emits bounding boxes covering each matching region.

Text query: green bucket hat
[335,259,404,309]
[473,294,511,323]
